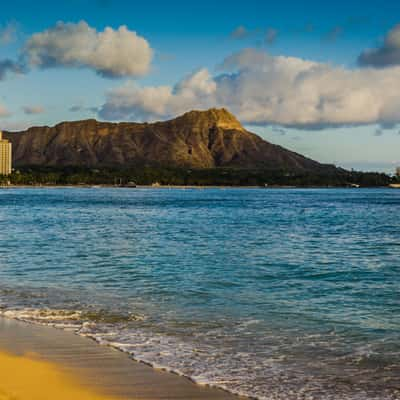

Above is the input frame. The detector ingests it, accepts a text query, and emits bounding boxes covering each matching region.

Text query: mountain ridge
[3,108,336,172]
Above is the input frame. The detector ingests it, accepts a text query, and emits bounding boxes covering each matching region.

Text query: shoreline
[0,184,393,189]
[0,316,239,400]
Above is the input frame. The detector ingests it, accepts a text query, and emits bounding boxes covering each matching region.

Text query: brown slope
[3,108,334,172]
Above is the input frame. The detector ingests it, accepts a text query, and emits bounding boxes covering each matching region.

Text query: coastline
[0,317,238,400]
[0,184,393,189]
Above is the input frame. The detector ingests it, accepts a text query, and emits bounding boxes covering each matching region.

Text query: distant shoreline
[0,184,396,189]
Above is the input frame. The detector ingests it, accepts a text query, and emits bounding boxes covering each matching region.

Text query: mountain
[3,108,335,172]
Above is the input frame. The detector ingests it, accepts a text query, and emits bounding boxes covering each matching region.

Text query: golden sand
[0,351,127,400]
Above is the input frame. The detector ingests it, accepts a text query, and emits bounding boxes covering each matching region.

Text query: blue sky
[1,0,400,172]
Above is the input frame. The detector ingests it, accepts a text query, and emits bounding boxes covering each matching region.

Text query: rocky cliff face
[3,108,332,171]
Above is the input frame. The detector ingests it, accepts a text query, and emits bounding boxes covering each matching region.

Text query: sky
[1,0,400,172]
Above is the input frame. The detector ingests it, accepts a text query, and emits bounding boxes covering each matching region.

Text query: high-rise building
[0,131,12,175]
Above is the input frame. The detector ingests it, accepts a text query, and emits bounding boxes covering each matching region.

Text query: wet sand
[0,317,238,400]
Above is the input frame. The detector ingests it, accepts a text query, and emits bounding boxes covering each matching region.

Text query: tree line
[0,166,397,187]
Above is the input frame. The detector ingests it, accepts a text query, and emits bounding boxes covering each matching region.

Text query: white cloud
[99,48,400,129]
[358,24,400,67]
[99,69,217,120]
[99,83,172,121]
[23,21,153,78]
[22,105,45,115]
[0,105,11,118]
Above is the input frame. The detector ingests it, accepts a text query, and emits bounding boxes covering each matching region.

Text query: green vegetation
[0,166,396,187]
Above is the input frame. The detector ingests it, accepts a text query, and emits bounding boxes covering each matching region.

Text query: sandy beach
[0,317,238,400]
[0,351,123,400]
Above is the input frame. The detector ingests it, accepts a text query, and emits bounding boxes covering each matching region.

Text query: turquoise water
[0,188,399,399]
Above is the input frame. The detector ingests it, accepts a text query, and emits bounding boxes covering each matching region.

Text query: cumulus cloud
[0,104,11,118]
[358,24,400,67]
[22,21,153,77]
[22,105,45,115]
[99,68,216,120]
[98,48,400,129]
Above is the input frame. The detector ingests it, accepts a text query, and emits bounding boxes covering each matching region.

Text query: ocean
[0,188,399,400]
